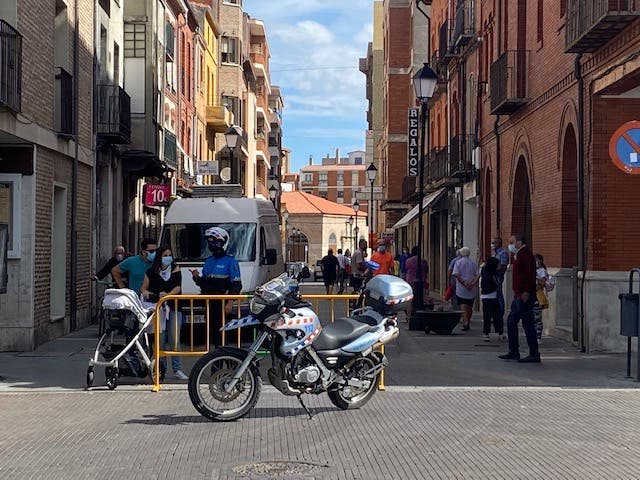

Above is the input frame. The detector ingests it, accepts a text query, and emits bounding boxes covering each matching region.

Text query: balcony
[0,20,22,113]
[431,52,448,97]
[206,105,232,133]
[490,50,530,115]
[449,135,475,178]
[452,0,475,48]
[55,67,73,137]
[438,20,455,66]
[428,147,461,189]
[97,84,131,144]
[402,175,419,203]
[164,131,177,171]
[566,0,640,53]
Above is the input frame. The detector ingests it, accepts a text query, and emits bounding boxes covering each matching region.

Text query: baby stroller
[86,288,162,390]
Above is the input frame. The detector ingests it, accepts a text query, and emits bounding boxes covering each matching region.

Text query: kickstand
[297,395,314,420]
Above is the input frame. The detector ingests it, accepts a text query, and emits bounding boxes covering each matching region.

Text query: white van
[160,197,284,294]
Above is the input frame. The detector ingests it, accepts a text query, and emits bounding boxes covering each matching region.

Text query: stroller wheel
[105,367,119,390]
[86,367,94,389]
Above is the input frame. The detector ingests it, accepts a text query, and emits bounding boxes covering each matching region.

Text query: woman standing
[141,246,187,380]
[479,256,505,341]
[452,247,478,331]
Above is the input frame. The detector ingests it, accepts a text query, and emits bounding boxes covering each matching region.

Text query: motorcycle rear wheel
[328,355,379,410]
[188,351,261,421]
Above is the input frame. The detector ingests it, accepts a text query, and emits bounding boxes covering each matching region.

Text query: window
[319,173,328,182]
[537,0,544,44]
[161,223,257,262]
[222,96,242,126]
[221,37,238,64]
[319,190,328,199]
[351,171,359,184]
[354,156,363,165]
[337,173,344,182]
[0,174,21,258]
[560,0,566,17]
[124,23,145,58]
[113,42,120,85]
[303,173,313,183]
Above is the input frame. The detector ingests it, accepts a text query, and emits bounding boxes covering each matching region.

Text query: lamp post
[366,163,378,245]
[412,62,438,312]
[348,215,354,252]
[354,226,359,251]
[269,184,277,207]
[283,210,289,262]
[224,125,242,184]
[353,199,360,247]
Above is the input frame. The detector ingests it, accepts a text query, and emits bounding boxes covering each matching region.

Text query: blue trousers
[507,295,539,358]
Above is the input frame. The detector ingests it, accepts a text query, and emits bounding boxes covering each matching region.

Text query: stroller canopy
[102,289,153,326]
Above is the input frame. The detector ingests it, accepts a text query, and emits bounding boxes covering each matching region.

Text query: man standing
[350,239,368,293]
[452,247,478,331]
[112,238,157,295]
[492,237,509,319]
[370,242,395,276]
[336,248,346,294]
[499,233,540,363]
[320,249,340,294]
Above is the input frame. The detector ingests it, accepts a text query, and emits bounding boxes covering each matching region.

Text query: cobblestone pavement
[3,387,640,479]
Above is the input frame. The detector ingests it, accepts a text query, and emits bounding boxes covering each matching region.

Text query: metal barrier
[151,294,386,392]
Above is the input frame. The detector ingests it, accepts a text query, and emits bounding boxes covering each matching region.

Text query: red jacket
[512,245,536,296]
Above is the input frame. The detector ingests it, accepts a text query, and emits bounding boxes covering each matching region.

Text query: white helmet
[204,226,230,251]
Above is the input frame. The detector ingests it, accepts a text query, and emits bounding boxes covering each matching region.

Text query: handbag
[444,284,454,301]
[536,289,549,309]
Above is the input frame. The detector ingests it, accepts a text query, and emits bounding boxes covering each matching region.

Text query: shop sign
[144,184,171,207]
[407,108,419,176]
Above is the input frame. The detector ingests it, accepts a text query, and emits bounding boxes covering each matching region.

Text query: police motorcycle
[187,264,413,421]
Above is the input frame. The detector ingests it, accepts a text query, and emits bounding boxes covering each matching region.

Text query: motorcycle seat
[313,317,373,351]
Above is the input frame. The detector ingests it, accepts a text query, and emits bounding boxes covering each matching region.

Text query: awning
[392,188,446,230]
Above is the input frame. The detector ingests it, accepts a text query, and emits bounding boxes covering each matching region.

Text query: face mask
[378,246,386,253]
[162,256,173,267]
[208,244,225,258]
[115,254,124,262]
[508,244,517,255]
[490,243,496,251]
[146,251,156,263]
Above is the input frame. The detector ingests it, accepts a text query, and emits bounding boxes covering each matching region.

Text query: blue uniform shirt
[197,254,242,294]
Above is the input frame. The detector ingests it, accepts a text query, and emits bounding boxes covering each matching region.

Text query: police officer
[190,227,243,344]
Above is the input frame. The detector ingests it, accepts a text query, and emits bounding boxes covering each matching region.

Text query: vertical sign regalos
[408,108,419,176]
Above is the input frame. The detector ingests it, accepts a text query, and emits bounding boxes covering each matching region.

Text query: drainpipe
[494,0,502,237]
[575,52,586,352]
[70,0,80,331]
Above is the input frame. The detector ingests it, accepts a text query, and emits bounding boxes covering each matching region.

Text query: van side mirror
[264,248,278,266]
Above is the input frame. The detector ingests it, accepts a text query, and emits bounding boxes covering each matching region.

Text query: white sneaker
[174,370,188,380]
[483,335,490,342]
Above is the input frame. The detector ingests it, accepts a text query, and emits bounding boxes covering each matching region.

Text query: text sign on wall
[144,184,171,207]
[609,120,640,175]
[408,108,419,176]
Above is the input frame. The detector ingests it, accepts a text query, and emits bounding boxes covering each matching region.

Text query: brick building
[299,150,370,227]
[396,0,640,352]
[0,0,94,349]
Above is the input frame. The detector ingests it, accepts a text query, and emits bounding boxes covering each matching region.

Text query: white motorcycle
[187,268,413,421]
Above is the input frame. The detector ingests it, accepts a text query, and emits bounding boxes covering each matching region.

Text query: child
[480,256,504,341]
[534,254,549,341]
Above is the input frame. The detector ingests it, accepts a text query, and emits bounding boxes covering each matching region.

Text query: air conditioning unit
[170,176,177,196]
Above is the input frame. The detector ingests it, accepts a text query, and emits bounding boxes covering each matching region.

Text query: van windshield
[161,223,257,262]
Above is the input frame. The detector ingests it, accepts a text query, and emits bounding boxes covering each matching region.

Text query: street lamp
[366,163,377,244]
[283,210,289,261]
[224,125,242,184]
[354,226,359,250]
[412,62,438,312]
[348,215,354,252]
[269,184,277,206]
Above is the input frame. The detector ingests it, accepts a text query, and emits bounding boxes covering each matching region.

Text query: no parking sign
[609,120,640,174]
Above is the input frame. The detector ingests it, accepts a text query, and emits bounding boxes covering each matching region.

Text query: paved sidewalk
[2,387,640,479]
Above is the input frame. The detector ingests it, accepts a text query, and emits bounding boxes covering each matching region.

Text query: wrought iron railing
[450,135,475,177]
[489,50,530,115]
[452,0,475,47]
[0,20,22,112]
[438,20,453,63]
[565,0,639,52]
[97,84,131,144]
[429,147,449,182]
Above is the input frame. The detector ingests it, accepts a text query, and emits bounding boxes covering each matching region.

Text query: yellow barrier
[151,293,386,392]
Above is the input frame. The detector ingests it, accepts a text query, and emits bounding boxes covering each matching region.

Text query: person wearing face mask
[93,246,130,282]
[499,233,540,363]
[141,246,187,380]
[112,238,157,295]
[190,227,242,343]
[491,237,509,319]
[395,246,411,280]
[370,241,396,276]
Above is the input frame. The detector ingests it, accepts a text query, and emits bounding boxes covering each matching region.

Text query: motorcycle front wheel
[188,350,261,422]
[328,355,379,410]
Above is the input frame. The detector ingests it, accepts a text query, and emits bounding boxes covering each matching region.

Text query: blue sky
[243,0,373,174]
